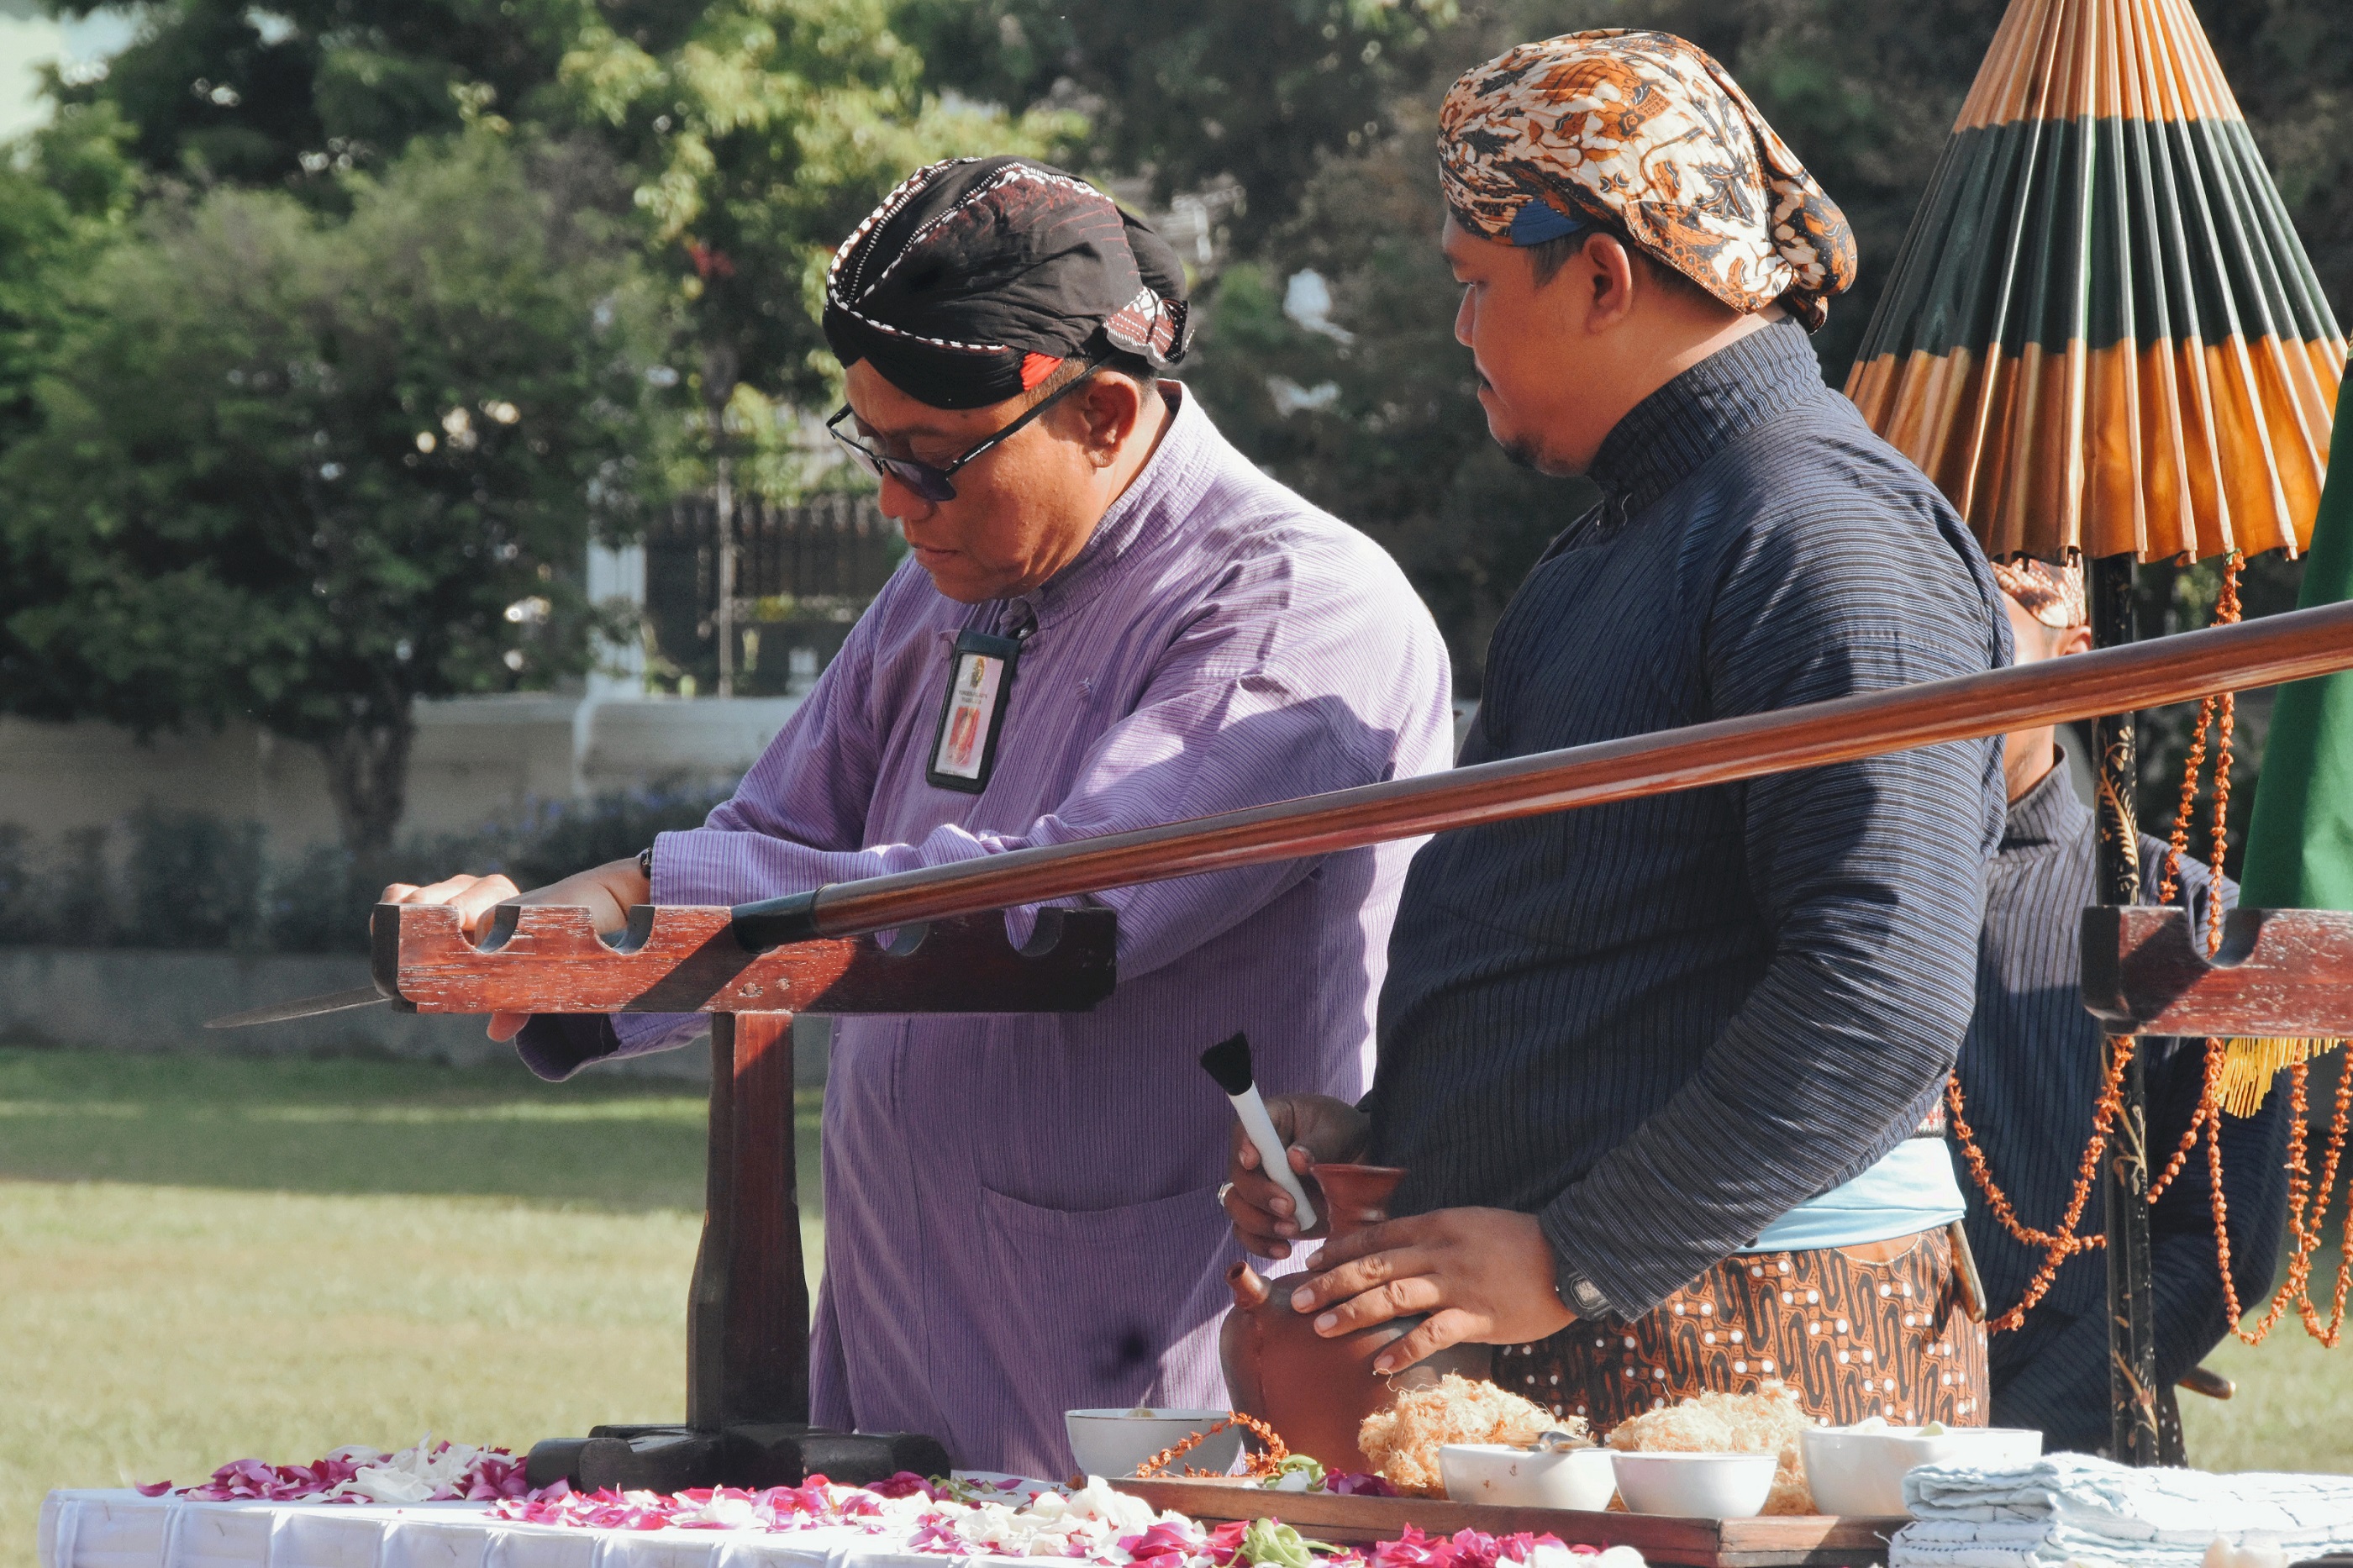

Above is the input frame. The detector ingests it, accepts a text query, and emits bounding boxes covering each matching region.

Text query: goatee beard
[1498,434,1545,471]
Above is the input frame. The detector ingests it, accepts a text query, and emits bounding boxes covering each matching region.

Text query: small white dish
[1439,1443,1618,1511]
[1801,1424,2043,1517]
[1608,1451,1778,1518]
[1063,1409,1243,1479]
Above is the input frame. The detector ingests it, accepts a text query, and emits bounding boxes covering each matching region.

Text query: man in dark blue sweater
[1955,559,2287,1458]
[1224,30,2010,1429]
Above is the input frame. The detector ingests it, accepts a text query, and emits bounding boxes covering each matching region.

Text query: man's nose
[877,471,937,527]
[1453,288,1475,349]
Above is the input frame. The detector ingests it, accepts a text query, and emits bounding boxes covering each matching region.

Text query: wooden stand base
[519,1017,944,1494]
[523,1423,951,1492]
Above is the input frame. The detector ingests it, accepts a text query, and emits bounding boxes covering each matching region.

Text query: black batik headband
[822,155,1192,412]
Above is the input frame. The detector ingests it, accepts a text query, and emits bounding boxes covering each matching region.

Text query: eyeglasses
[826,355,1111,503]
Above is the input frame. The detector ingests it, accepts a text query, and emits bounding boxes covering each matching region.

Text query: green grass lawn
[0,1045,822,1568]
[2185,1309,2353,1470]
[4,1045,2352,1568]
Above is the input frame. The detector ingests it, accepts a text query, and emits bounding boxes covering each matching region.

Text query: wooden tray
[1111,1477,1905,1568]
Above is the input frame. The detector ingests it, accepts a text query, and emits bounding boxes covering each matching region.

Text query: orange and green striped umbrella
[1844,0,2346,563]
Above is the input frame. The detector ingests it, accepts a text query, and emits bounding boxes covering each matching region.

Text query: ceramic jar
[1218,1163,1492,1472]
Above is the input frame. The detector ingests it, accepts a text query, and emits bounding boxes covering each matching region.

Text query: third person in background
[1954,557,2287,1461]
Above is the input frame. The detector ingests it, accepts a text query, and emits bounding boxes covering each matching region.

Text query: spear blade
[204,987,392,1029]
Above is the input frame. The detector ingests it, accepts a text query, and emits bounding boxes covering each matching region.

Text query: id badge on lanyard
[927,627,1022,792]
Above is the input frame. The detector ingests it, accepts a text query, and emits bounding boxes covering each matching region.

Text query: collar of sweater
[2002,751,2092,851]
[1587,316,1824,517]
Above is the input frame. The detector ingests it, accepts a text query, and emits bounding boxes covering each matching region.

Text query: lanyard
[926,609,1029,793]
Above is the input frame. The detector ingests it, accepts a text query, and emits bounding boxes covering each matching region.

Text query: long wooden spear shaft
[734,597,2353,949]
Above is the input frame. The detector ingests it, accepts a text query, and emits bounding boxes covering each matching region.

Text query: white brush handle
[1229,1087,1317,1233]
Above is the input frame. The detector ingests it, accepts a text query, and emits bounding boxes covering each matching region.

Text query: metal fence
[645,492,899,696]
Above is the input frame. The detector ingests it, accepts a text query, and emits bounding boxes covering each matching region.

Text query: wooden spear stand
[368,898,1116,1492]
[339,602,2353,1485]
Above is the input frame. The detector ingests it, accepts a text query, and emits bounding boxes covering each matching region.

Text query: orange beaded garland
[1952,554,2353,1349]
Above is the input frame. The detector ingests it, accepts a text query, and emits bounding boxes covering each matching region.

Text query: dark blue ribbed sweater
[1366,318,2010,1321]
[1957,761,2289,1452]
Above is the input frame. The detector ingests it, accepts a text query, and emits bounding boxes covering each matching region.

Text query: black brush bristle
[1198,1032,1255,1096]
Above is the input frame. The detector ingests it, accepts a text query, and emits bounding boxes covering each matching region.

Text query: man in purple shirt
[386,156,1454,1476]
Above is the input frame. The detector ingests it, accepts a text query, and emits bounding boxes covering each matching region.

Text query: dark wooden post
[2090,553,2161,1466]
[687,1013,808,1429]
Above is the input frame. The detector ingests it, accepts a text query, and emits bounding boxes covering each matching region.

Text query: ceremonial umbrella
[1842,0,2346,1466]
[1845,0,2345,564]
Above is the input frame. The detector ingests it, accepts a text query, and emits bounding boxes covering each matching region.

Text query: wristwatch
[1553,1250,1607,1321]
[637,844,654,881]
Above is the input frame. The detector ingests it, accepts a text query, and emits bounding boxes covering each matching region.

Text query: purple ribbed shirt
[617,390,1454,1476]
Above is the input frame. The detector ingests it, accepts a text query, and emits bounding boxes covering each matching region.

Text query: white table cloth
[39,1492,1008,1568]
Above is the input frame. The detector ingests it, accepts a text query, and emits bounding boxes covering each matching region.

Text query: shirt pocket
[967,1181,1237,1459]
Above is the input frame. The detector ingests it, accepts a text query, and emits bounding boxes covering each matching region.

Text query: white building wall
[0,693,804,855]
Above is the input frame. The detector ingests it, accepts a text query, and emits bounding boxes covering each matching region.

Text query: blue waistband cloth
[1743,1137,1966,1253]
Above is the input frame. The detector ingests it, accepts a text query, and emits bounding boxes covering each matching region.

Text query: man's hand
[381,856,650,1041]
[1222,1093,1371,1260]
[1286,1207,1576,1372]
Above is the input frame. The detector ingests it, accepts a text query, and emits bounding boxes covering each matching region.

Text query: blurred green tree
[33,0,1070,702]
[555,0,1070,416]
[0,100,139,451]
[24,0,2353,715]
[46,0,1071,458]
[39,0,705,192]
[892,0,1460,247]
[0,131,669,850]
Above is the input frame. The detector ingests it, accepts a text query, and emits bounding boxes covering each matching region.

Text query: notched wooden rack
[372,898,1113,1017]
[366,899,1117,1492]
[2082,908,2353,1037]
[292,603,2353,1497]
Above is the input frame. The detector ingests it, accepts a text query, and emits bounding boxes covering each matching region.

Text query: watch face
[1565,1276,1608,1318]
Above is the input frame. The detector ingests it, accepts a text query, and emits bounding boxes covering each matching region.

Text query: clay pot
[1219,1163,1492,1474]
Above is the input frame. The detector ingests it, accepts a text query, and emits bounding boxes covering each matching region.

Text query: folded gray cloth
[1887,1453,2353,1566]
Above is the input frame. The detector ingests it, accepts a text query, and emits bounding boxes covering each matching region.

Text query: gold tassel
[2220,1039,2346,1118]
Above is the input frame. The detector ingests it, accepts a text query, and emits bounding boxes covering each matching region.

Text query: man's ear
[1583,232,1640,331]
[1071,373,1145,463]
[2056,623,2095,658]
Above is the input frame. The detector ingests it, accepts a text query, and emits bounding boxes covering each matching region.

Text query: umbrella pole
[2091,553,2161,1465]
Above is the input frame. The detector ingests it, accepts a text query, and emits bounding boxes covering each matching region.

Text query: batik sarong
[1499,1225,1991,1433]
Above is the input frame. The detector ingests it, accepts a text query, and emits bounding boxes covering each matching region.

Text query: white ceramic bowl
[1063,1409,1244,1480]
[1439,1444,1619,1510]
[1801,1424,2043,1517]
[1608,1451,1779,1518]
